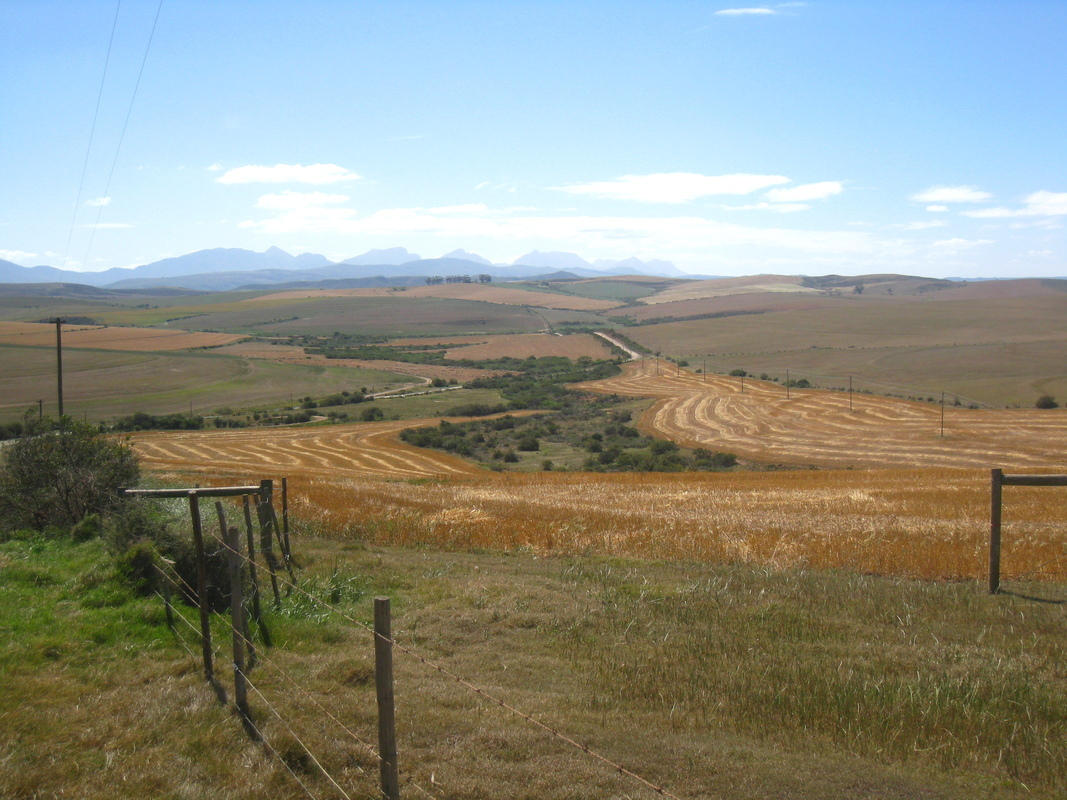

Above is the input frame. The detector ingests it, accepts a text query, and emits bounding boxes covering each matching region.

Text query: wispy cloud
[765,181,843,203]
[79,222,133,229]
[255,191,350,210]
[932,238,993,250]
[551,172,789,203]
[894,220,949,230]
[240,203,881,260]
[0,249,38,263]
[925,205,948,212]
[86,197,111,207]
[910,185,992,204]
[961,190,1067,218]
[218,163,361,185]
[716,8,777,16]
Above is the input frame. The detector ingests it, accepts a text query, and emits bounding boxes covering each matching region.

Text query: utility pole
[53,318,65,418]
[940,392,945,438]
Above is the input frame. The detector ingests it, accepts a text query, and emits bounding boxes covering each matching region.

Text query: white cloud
[84,222,133,229]
[0,249,37,263]
[255,191,350,210]
[961,190,1067,219]
[551,172,789,203]
[429,204,492,214]
[895,220,948,230]
[932,238,993,250]
[925,205,948,212]
[207,163,224,172]
[241,203,881,260]
[217,163,360,185]
[86,196,111,207]
[722,202,810,213]
[765,181,843,203]
[716,8,776,15]
[910,185,992,204]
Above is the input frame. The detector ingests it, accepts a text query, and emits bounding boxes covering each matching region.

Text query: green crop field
[0,345,412,424]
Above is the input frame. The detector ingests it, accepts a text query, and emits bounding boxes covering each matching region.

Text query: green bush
[0,416,139,532]
[1035,395,1059,409]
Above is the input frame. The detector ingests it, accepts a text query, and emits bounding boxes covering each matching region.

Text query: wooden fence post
[219,503,252,732]
[281,476,292,569]
[989,468,1003,594]
[374,597,401,800]
[256,481,282,608]
[242,495,271,647]
[189,492,226,703]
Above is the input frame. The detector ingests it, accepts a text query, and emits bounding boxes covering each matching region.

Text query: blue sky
[2,0,1065,277]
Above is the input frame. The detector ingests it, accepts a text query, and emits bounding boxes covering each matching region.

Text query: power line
[62,0,123,269]
[82,0,165,268]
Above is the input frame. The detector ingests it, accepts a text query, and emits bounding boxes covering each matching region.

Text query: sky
[2,1,1066,278]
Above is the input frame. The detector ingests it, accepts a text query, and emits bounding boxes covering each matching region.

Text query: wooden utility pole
[53,318,65,417]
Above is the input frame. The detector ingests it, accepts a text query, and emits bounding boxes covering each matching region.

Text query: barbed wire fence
[137,481,687,800]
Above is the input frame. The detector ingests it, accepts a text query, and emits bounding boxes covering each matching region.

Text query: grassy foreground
[2,530,1064,799]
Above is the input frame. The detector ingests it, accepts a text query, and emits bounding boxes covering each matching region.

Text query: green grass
[2,529,1065,799]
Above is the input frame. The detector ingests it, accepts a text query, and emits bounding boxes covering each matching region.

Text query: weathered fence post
[218,502,253,733]
[281,476,292,569]
[256,480,283,608]
[374,597,401,800]
[242,494,271,648]
[989,469,1003,594]
[189,492,226,703]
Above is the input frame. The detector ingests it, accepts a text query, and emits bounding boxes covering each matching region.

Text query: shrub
[0,416,139,532]
[1035,395,1059,409]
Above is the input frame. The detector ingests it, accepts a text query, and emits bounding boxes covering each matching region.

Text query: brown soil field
[0,321,244,350]
[248,283,620,311]
[578,360,1067,470]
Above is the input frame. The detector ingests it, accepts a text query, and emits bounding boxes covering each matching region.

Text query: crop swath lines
[579,361,1067,470]
[129,420,481,480]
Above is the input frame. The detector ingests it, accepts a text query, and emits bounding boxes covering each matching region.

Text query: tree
[0,415,140,531]
[1035,395,1059,409]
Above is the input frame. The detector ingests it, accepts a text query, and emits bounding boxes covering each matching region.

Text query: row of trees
[424,274,492,284]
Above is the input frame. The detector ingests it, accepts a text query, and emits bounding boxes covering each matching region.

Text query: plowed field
[578,360,1067,470]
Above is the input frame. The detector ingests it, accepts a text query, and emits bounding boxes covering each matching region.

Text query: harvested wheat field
[130,418,481,481]
[0,321,243,351]
[579,360,1067,471]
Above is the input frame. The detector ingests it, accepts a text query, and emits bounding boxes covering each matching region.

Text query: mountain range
[0,247,692,292]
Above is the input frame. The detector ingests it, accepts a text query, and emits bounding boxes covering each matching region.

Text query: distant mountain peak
[343,247,420,266]
[442,249,493,266]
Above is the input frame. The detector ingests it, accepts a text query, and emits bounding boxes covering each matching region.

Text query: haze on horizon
[2,1,1065,279]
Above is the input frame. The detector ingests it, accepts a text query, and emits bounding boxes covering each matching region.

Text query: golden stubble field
[130,362,1067,584]
[580,360,1067,470]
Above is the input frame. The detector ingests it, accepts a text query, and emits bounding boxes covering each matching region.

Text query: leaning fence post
[374,597,401,800]
[189,492,226,703]
[990,468,1003,594]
